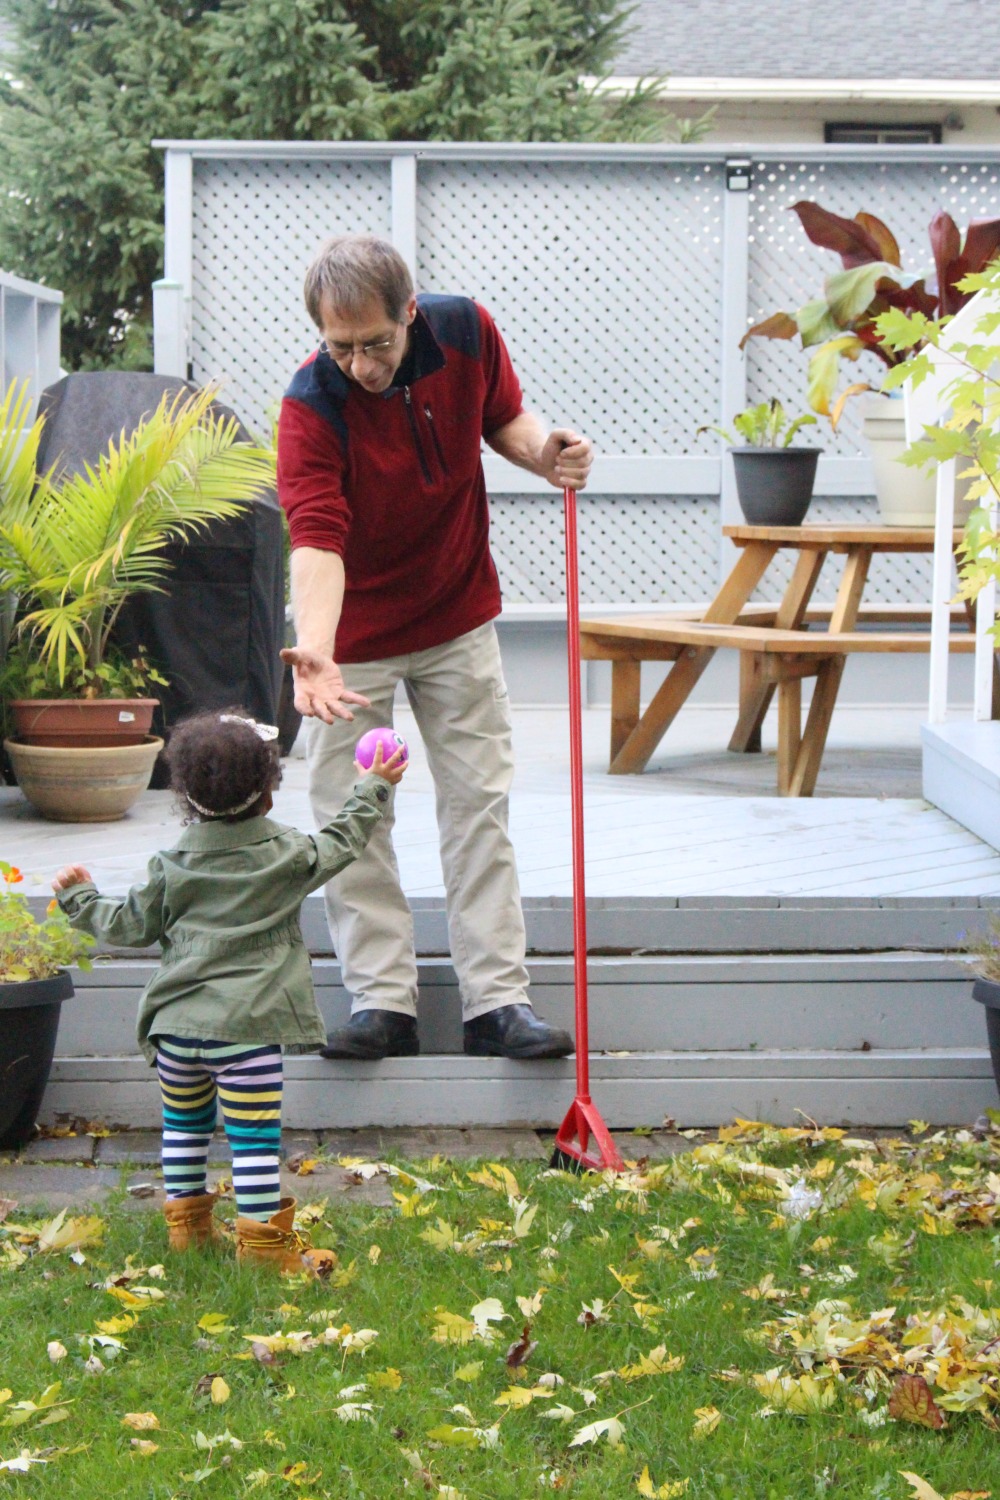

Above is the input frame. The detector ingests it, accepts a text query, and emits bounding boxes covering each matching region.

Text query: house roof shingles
[613,0,1000,79]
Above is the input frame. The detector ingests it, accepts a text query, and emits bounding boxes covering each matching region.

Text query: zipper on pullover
[403,387,433,484]
[423,404,449,476]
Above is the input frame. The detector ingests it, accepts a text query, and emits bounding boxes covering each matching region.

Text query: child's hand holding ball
[355,728,408,784]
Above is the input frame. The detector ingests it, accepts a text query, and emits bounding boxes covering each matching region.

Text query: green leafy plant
[0,861,93,981]
[739,200,1000,424]
[699,398,817,449]
[0,383,276,694]
[873,260,1000,617]
[0,644,168,704]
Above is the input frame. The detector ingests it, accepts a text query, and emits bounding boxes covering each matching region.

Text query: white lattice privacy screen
[158,143,1000,606]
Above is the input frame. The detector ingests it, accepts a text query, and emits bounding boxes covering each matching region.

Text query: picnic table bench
[580,523,989,797]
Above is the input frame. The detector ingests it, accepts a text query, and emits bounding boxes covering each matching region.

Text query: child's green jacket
[56,776,391,1063]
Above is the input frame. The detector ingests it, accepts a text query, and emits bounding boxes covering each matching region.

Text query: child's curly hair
[166,708,282,823]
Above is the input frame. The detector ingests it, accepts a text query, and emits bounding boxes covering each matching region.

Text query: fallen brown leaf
[889,1374,946,1430]
[505,1324,538,1371]
[194,1374,224,1397]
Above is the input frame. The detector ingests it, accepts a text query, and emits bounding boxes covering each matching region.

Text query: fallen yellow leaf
[691,1405,721,1439]
[121,1412,160,1431]
[210,1378,229,1405]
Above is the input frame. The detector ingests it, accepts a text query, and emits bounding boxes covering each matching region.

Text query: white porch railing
[0,270,62,412]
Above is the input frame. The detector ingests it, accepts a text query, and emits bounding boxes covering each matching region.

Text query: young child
[53,708,405,1273]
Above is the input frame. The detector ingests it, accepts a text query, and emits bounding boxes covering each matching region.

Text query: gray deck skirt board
[59,952,985,1059]
[57,898,997,958]
[54,950,992,1127]
[42,1051,997,1129]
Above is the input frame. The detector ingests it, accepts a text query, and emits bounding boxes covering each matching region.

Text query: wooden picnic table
[580,523,985,797]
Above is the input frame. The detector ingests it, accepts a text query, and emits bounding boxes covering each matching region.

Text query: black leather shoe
[320,1010,419,1060]
[463,1003,573,1059]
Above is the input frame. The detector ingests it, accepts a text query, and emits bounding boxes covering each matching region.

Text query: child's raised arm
[53,860,167,949]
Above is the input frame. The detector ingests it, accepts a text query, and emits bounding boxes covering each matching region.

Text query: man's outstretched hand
[280,647,372,724]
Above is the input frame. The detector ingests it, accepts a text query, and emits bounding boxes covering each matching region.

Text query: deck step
[62,952,982,1058]
[44,1049,995,1129]
[45,951,996,1128]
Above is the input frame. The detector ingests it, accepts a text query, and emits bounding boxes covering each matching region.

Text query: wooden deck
[10,705,1000,1127]
[10,704,1000,899]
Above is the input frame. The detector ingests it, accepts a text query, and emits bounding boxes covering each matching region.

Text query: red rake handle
[564,484,590,1102]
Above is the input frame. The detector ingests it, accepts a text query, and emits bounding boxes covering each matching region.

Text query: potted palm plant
[699,399,820,524]
[740,201,1000,525]
[0,382,276,820]
[0,860,94,1148]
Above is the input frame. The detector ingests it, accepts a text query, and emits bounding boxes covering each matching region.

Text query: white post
[927,456,957,724]
[718,160,751,583]
[160,149,194,380]
[153,280,186,377]
[973,498,998,721]
[391,155,418,284]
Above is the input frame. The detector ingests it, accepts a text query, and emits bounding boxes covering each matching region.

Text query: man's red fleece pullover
[277,294,524,664]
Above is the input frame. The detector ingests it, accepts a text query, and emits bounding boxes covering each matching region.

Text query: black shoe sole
[463,1037,573,1060]
[320,1038,420,1060]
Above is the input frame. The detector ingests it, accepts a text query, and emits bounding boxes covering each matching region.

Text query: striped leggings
[155,1036,283,1221]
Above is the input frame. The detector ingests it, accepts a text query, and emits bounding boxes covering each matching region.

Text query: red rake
[550,486,625,1175]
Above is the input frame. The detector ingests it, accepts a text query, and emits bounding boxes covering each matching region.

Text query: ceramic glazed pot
[9,698,158,748]
[0,969,73,1149]
[5,735,164,821]
[730,447,821,526]
[860,394,978,528]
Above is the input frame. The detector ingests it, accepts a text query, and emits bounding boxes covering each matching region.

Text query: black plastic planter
[730,447,821,526]
[972,977,1000,1096]
[0,969,73,1149]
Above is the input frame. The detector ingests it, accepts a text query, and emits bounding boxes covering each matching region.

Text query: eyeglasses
[319,324,403,362]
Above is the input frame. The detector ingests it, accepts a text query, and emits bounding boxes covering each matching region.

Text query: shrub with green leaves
[0,0,712,370]
[874,260,1000,617]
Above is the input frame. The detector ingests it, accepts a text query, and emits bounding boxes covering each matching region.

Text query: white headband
[186,714,280,818]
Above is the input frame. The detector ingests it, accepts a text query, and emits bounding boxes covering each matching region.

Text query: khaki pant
[305,622,529,1021]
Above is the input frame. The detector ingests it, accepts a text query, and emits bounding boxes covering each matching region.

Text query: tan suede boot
[235,1197,337,1276]
[162,1191,223,1251]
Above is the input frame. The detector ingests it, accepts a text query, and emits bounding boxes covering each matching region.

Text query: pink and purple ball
[355,727,409,771]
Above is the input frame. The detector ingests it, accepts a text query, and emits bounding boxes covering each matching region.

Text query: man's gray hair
[304,234,414,327]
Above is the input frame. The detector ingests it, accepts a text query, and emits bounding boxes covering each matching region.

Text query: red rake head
[551,1096,625,1173]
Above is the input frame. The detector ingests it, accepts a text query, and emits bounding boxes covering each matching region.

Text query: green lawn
[2,1121,1000,1499]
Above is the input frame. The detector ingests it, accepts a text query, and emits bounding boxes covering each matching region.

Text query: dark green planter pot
[971,977,1000,1096]
[0,969,73,1149]
[730,447,821,526]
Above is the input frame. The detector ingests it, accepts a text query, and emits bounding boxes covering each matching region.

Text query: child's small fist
[52,864,92,892]
[356,742,407,785]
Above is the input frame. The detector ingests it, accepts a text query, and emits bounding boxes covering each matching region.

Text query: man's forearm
[485,410,549,474]
[290,546,346,657]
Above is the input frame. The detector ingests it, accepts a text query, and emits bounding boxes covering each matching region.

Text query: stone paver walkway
[0,1127,713,1210]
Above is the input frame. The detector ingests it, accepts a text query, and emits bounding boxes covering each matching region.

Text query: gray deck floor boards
[7,704,1000,899]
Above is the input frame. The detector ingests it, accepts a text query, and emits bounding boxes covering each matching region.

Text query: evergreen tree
[0,0,710,369]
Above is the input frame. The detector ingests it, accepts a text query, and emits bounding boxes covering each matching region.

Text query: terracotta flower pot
[0,969,74,1149]
[5,736,164,822]
[9,698,158,749]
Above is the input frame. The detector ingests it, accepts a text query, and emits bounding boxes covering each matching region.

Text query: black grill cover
[35,372,288,782]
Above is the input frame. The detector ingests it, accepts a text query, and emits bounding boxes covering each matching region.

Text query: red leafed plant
[740,200,1000,423]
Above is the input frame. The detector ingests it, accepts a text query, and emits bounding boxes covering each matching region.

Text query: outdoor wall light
[726,159,752,191]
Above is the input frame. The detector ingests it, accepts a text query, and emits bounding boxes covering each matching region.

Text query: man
[278,234,592,1061]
